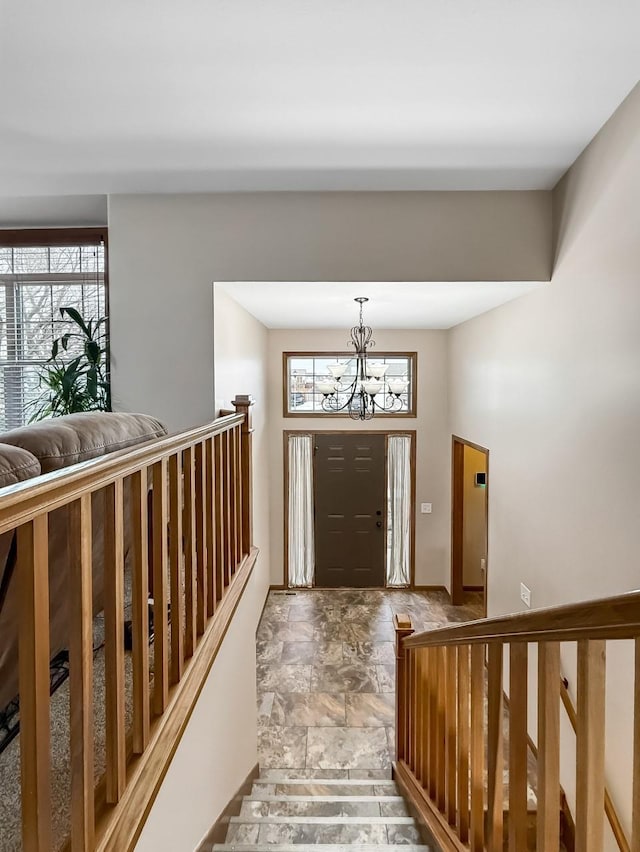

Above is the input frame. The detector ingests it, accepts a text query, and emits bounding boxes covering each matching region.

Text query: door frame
[284,429,417,589]
[450,435,489,613]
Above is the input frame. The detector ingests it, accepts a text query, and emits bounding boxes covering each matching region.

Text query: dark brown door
[314,433,386,588]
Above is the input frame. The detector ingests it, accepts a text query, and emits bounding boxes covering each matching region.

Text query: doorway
[451,435,489,612]
[314,433,386,587]
[284,430,416,588]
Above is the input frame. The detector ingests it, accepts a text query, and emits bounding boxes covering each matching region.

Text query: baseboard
[463,585,484,592]
[414,584,449,594]
[393,760,466,851]
[269,583,288,590]
[196,762,260,850]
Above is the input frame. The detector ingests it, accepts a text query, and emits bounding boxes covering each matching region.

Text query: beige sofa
[0,412,166,710]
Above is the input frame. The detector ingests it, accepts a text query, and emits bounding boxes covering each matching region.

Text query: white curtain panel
[387,434,411,587]
[288,434,315,587]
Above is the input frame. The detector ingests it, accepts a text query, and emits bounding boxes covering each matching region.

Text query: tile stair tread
[229,816,415,825]
[252,778,397,786]
[244,795,405,802]
[213,846,431,851]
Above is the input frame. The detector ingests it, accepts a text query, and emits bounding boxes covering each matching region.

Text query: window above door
[283,351,417,417]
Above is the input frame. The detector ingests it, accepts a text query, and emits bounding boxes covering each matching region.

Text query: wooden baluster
[152,459,169,715]
[131,469,150,754]
[214,433,225,593]
[169,453,184,684]
[229,427,238,573]
[235,424,243,563]
[406,648,414,768]
[182,447,197,659]
[415,649,424,783]
[69,495,94,851]
[470,643,485,851]
[104,481,126,803]
[232,395,255,553]
[509,642,529,852]
[394,614,414,764]
[194,442,207,634]
[429,646,438,800]
[224,431,233,581]
[436,646,446,813]
[413,649,421,775]
[633,638,640,852]
[205,438,216,614]
[457,644,470,844]
[575,639,606,852]
[19,515,51,852]
[421,646,431,793]
[487,644,504,852]
[446,645,458,825]
[537,642,560,852]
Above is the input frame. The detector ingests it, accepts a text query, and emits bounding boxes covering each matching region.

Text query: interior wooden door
[314,433,386,588]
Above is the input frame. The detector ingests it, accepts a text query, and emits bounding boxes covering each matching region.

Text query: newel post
[232,395,255,556]
[394,613,414,764]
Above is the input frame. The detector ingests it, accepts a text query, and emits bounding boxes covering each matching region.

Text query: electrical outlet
[421,502,432,514]
[520,583,531,608]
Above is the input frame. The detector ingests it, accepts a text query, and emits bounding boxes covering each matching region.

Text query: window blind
[0,237,107,431]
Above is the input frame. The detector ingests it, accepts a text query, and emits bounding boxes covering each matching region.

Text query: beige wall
[106,190,551,431]
[448,84,640,845]
[213,285,271,571]
[267,328,450,588]
[137,287,272,850]
[136,555,269,851]
[462,444,487,588]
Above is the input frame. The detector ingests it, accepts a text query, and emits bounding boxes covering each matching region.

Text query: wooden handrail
[0,413,243,534]
[395,593,640,852]
[403,589,640,648]
[2,397,256,851]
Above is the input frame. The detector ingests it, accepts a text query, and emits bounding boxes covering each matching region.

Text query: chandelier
[315,297,409,421]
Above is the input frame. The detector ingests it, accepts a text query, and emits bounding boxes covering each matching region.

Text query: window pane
[13,247,50,274]
[0,239,107,431]
[0,248,12,274]
[49,246,80,273]
[285,353,415,416]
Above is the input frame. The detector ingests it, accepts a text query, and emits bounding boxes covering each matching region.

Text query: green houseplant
[30,307,110,421]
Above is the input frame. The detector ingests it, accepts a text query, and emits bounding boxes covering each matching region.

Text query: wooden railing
[0,395,257,852]
[394,592,640,852]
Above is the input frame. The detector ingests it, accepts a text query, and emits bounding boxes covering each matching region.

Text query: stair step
[245,795,405,802]
[213,846,431,852]
[225,816,424,846]
[251,781,399,798]
[253,778,397,786]
[241,794,409,819]
[230,816,415,824]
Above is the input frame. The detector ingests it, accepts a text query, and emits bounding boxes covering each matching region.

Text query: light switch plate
[421,503,432,514]
[520,583,531,608]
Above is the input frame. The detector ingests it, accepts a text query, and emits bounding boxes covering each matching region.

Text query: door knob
[376,521,382,528]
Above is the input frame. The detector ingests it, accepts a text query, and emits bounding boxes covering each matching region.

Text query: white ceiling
[0,1,638,196]
[217,281,544,329]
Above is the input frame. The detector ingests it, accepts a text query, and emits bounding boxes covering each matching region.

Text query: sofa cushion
[0,442,41,487]
[0,444,41,641]
[0,411,167,473]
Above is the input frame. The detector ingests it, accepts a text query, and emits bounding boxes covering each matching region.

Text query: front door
[314,433,386,587]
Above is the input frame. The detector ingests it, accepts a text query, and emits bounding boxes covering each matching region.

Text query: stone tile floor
[256,588,483,778]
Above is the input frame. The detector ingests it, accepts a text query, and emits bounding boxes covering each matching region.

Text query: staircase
[211,773,433,850]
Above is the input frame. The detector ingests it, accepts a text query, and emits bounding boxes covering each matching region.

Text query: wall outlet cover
[421,502,432,514]
[520,583,531,608]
